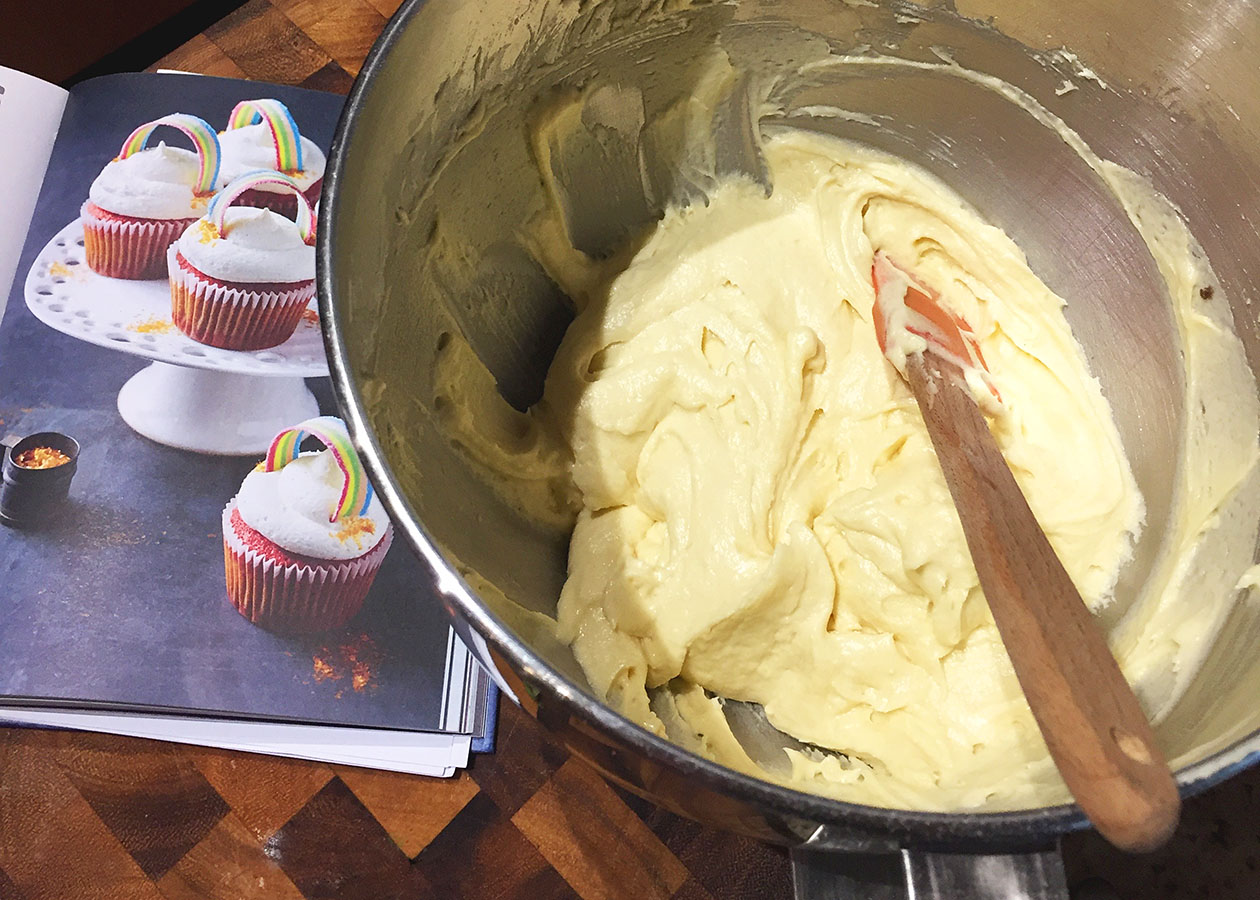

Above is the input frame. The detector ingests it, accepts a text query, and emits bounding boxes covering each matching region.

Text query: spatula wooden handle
[907,355,1180,852]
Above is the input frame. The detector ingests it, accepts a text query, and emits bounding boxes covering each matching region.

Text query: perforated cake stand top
[25,219,328,378]
[23,219,327,455]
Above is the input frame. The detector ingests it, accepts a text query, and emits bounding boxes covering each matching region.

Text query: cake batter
[534,132,1145,809]
[429,69,1260,811]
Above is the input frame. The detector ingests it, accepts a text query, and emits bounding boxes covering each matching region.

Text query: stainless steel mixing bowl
[319,0,1260,895]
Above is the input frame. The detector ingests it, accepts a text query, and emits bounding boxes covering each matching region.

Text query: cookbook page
[0,72,472,736]
[0,66,67,328]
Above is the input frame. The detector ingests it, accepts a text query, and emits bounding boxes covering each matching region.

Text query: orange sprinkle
[332,516,376,548]
[312,657,336,681]
[128,317,173,334]
[344,639,377,693]
[308,634,381,694]
[195,219,220,243]
[300,309,320,326]
[48,261,75,278]
[13,447,70,469]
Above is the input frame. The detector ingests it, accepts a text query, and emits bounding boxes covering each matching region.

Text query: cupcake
[223,416,393,632]
[168,170,316,351]
[82,114,221,280]
[218,99,325,216]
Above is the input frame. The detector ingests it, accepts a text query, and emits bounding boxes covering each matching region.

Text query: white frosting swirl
[218,124,326,192]
[88,143,208,219]
[235,450,390,559]
[177,206,314,283]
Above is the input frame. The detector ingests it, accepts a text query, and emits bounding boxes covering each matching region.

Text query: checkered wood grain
[152,0,398,88]
[0,700,790,900]
[0,5,1230,899]
[2,697,1258,899]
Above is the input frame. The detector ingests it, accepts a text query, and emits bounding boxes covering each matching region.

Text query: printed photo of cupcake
[168,170,316,351]
[218,99,325,216]
[82,114,221,280]
[223,416,392,632]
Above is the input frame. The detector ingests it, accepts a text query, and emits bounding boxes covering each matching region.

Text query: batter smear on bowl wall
[430,97,1259,811]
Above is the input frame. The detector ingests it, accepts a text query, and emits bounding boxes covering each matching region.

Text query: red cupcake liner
[231,179,323,216]
[168,247,313,350]
[81,202,195,280]
[222,501,393,632]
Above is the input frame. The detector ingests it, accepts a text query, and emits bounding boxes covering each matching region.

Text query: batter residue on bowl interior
[431,64,1260,811]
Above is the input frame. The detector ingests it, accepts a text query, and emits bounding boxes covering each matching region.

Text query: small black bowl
[0,431,80,528]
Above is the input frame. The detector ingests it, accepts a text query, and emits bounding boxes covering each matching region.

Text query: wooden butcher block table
[0,1,1256,897]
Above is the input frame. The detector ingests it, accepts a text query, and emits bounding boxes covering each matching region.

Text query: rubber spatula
[871,251,1180,852]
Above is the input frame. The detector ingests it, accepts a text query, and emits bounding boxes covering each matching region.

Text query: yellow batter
[429,80,1259,809]
[534,131,1143,809]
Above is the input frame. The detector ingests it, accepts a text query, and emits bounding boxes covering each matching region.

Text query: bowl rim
[316,0,1260,848]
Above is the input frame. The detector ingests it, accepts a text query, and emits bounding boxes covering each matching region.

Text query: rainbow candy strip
[265,416,374,522]
[207,170,316,243]
[119,114,221,195]
[227,99,304,173]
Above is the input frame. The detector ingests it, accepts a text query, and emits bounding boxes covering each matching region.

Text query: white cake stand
[25,220,329,455]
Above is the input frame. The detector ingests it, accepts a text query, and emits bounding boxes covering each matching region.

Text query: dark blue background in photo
[0,73,454,732]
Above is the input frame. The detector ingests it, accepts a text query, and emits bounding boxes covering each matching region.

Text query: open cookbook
[0,65,495,776]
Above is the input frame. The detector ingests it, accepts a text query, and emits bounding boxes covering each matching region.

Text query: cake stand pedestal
[117,363,319,455]
[25,220,329,456]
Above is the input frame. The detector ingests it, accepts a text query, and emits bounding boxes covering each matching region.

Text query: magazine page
[0,66,67,326]
[0,708,470,776]
[0,72,479,745]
